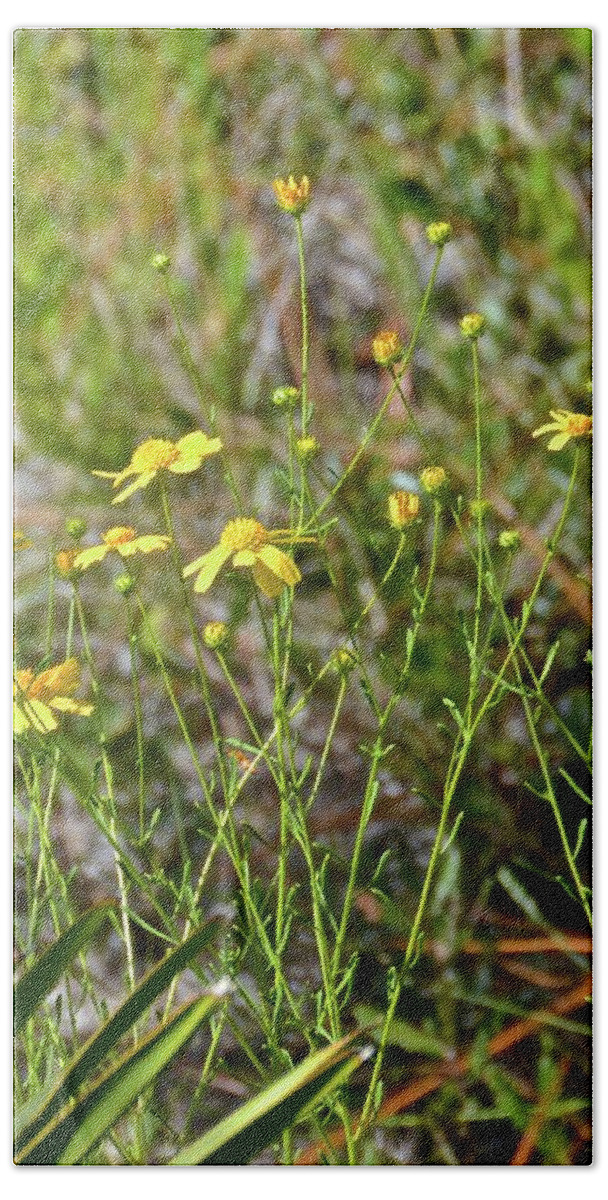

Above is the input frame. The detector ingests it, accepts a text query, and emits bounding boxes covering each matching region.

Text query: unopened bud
[296,435,320,461]
[426,221,452,248]
[460,312,486,340]
[65,518,87,540]
[203,621,229,650]
[420,466,447,495]
[498,529,521,552]
[272,386,300,409]
[114,573,135,596]
[388,490,420,529]
[151,252,171,273]
[372,330,404,368]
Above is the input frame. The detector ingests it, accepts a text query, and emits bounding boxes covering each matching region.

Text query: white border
[5,9,604,1198]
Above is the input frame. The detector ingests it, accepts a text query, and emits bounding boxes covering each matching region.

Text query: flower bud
[272,175,311,216]
[272,386,300,409]
[469,498,491,520]
[331,646,357,676]
[388,490,419,530]
[296,435,320,461]
[372,330,404,368]
[426,221,452,248]
[55,549,78,578]
[459,312,486,340]
[114,573,135,596]
[498,529,521,552]
[420,466,447,494]
[65,518,87,540]
[151,252,171,273]
[203,620,229,650]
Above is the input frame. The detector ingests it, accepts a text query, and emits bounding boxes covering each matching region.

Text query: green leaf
[169,1034,366,1165]
[15,921,218,1150]
[355,1005,449,1059]
[14,902,116,1033]
[18,991,224,1165]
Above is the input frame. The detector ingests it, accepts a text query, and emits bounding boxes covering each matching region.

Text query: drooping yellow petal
[118,534,171,557]
[187,544,232,593]
[252,558,287,599]
[256,544,302,588]
[74,544,111,571]
[49,697,94,716]
[547,432,571,451]
[169,431,223,474]
[531,422,560,439]
[232,549,257,567]
[32,658,81,701]
[112,472,157,504]
[15,697,58,734]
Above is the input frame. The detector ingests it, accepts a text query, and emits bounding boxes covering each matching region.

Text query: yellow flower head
[272,175,311,216]
[55,548,79,577]
[14,529,33,552]
[92,430,222,504]
[420,466,447,494]
[74,526,171,571]
[14,658,93,735]
[372,330,404,368]
[531,409,592,452]
[183,517,315,599]
[388,490,420,530]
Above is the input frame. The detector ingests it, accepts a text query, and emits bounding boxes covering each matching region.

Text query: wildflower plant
[14,162,591,1169]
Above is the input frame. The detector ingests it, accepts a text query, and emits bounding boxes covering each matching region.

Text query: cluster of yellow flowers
[14,175,592,741]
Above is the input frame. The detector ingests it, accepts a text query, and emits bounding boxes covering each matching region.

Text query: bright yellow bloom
[372,330,404,368]
[74,526,171,571]
[14,658,93,735]
[272,175,311,216]
[531,409,592,452]
[14,529,33,551]
[388,491,420,529]
[92,431,222,503]
[55,549,78,577]
[184,517,315,599]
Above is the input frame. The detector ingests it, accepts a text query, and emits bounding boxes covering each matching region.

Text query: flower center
[103,526,137,547]
[565,413,592,437]
[131,438,179,473]
[220,518,267,553]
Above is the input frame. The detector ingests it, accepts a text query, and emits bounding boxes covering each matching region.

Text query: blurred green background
[14,29,592,1163]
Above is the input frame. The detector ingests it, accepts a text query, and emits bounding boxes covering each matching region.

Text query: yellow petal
[118,535,171,557]
[531,423,558,439]
[232,549,257,567]
[252,558,286,599]
[169,431,223,473]
[256,544,301,588]
[49,697,94,716]
[186,544,232,593]
[33,659,81,701]
[547,432,571,451]
[74,545,111,571]
[112,472,156,504]
[16,697,58,733]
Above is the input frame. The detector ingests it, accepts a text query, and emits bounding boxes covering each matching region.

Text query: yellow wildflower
[14,658,93,736]
[388,491,420,529]
[531,409,592,452]
[55,549,78,577]
[92,431,222,504]
[74,526,171,571]
[372,330,404,368]
[184,517,315,599]
[272,175,311,216]
[14,529,33,551]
